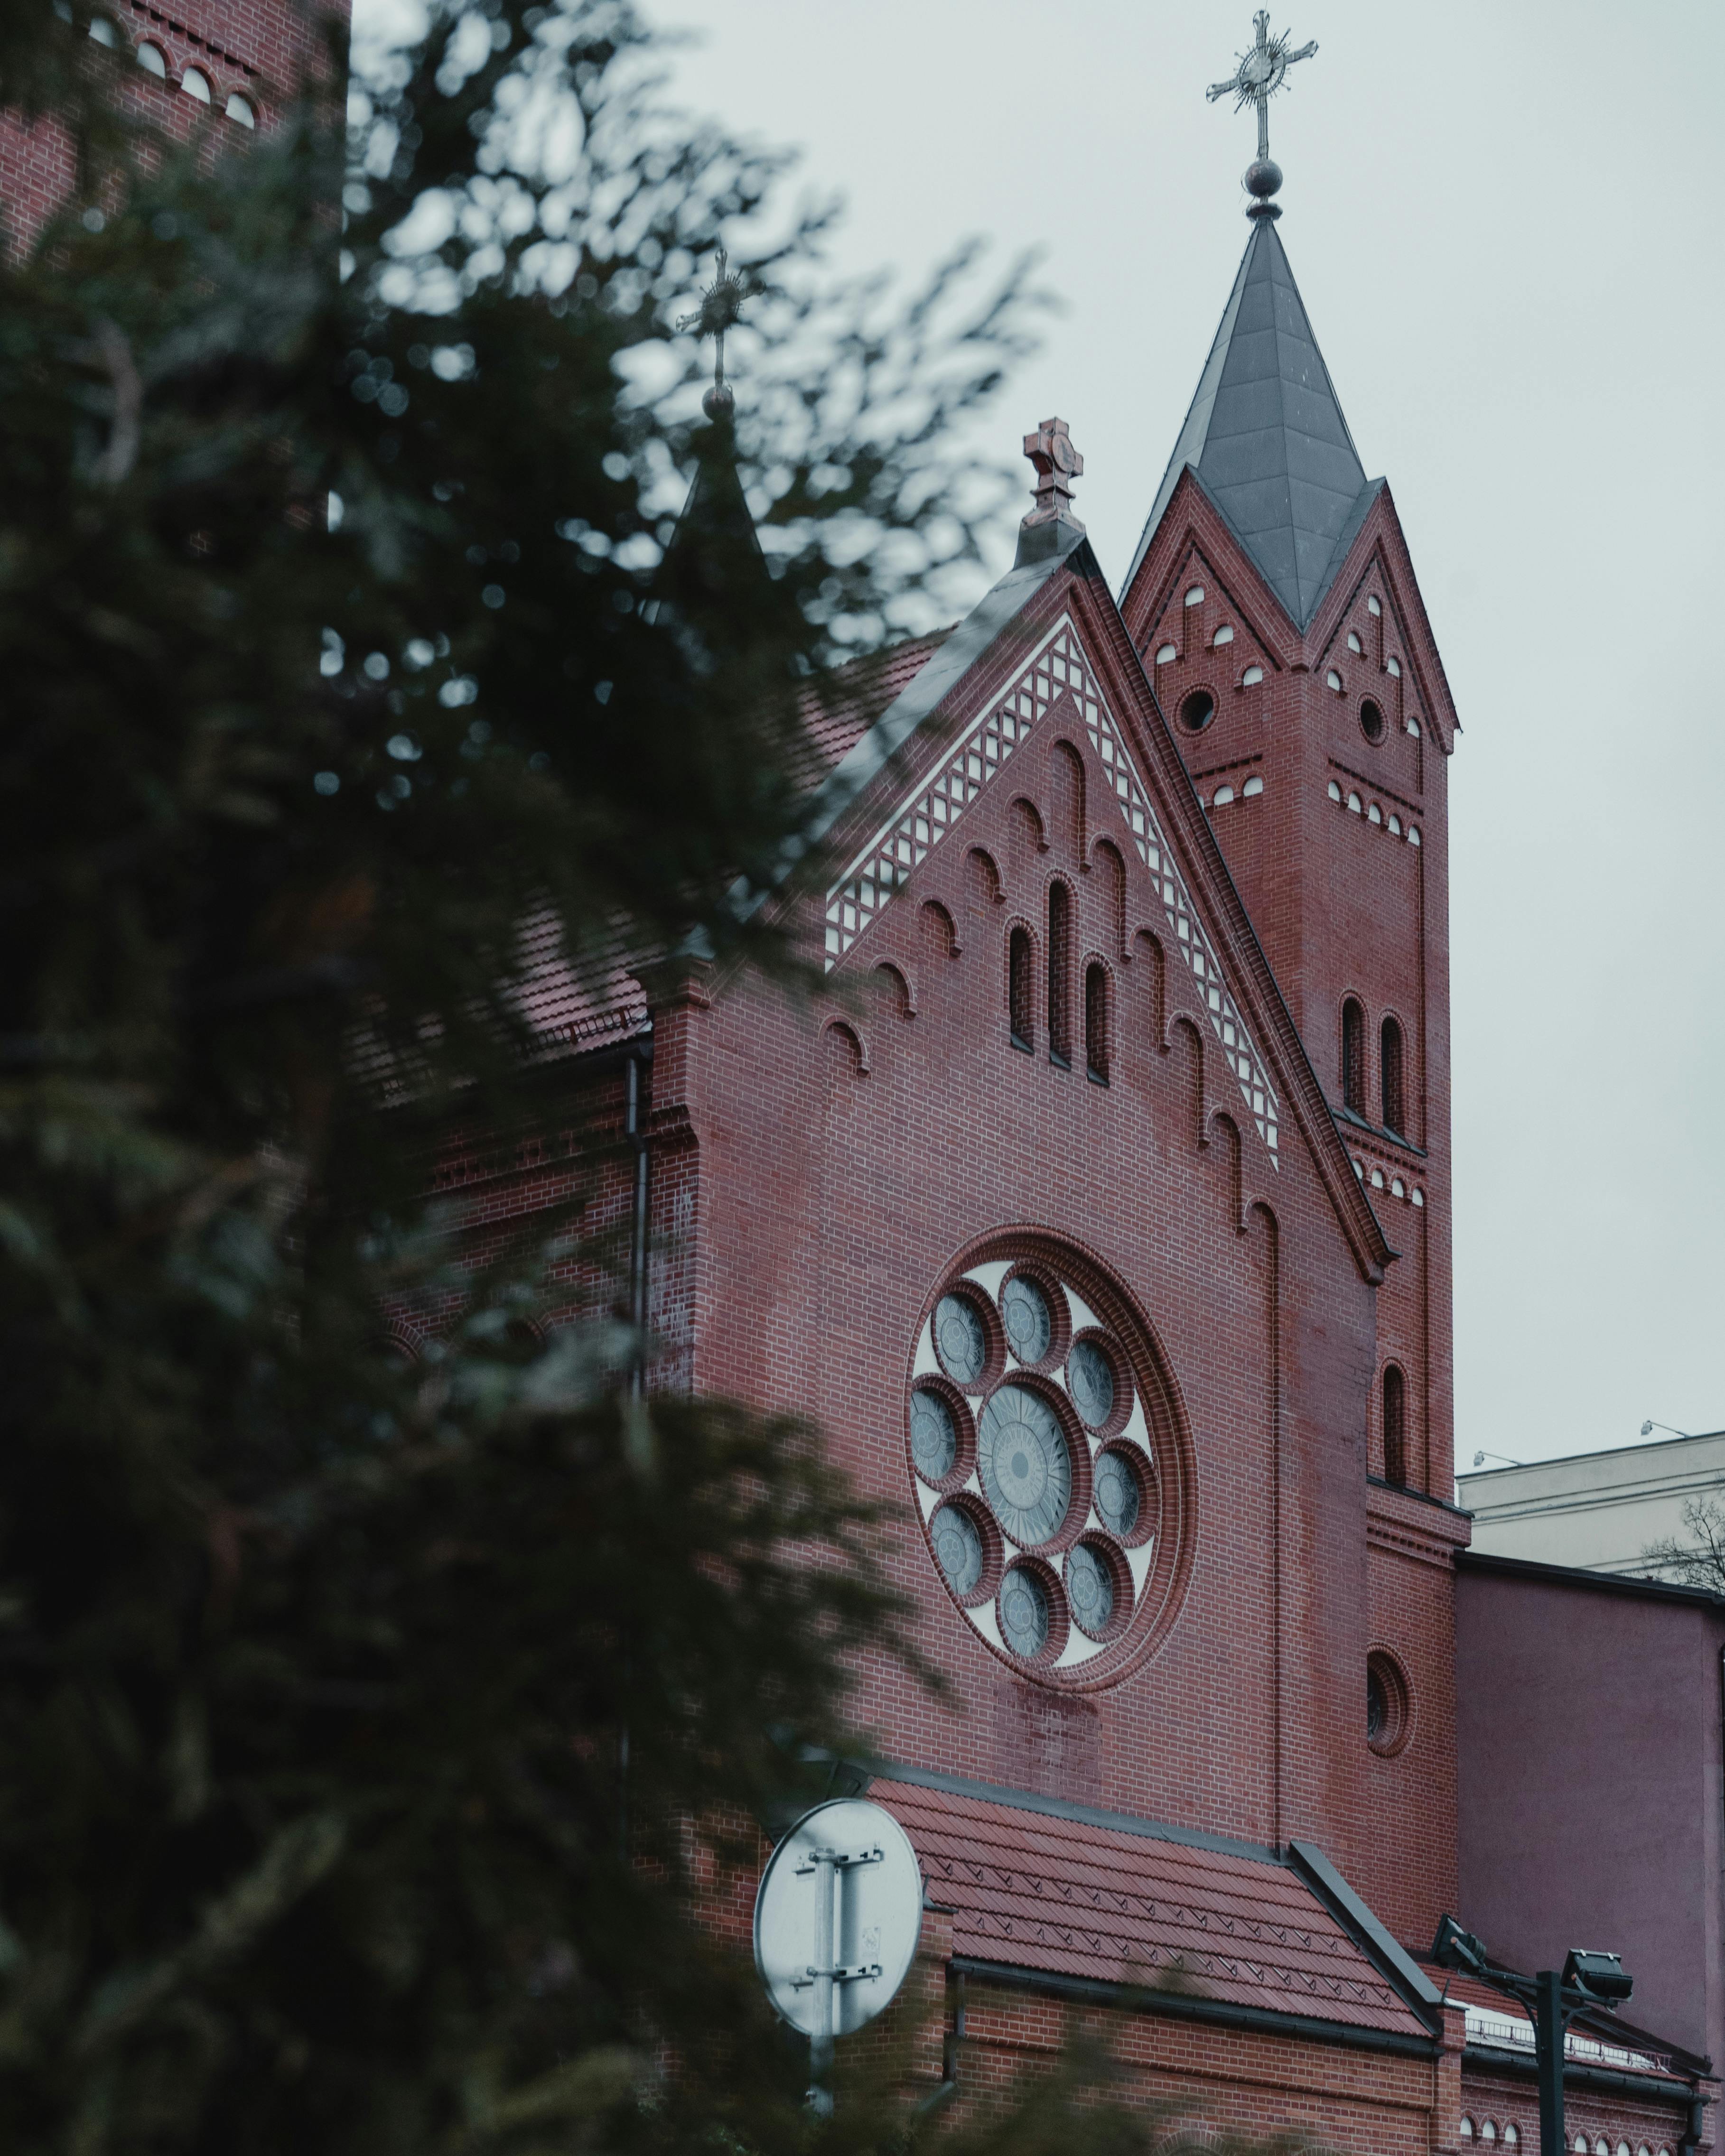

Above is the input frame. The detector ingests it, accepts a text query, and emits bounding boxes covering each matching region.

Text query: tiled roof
[798,629,953,779]
[874,1777,1429,2039]
[496,630,953,1064]
[513,912,650,1058]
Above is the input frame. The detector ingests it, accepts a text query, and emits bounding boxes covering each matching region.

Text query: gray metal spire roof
[1123,220,1376,629]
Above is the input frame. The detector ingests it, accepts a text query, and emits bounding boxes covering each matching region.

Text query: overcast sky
[628,0,1723,1475]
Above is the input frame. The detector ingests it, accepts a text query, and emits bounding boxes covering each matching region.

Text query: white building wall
[1457,1428,1725,1575]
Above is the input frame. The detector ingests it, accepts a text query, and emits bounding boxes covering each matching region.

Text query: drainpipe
[914,1966,965,2116]
[625,1040,651,1395]
[619,1036,652,1859]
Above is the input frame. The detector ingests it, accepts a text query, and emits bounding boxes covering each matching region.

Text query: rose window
[906,1237,1193,1688]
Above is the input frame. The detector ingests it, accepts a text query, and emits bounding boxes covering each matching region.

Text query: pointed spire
[1122,221,1374,629]
[659,249,765,602]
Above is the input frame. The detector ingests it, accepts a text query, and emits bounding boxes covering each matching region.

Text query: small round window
[999,1565,1052,1658]
[1094,1447,1142,1537]
[932,1292,987,1386]
[909,1389,957,1481]
[1366,1649,1412,1755]
[1000,1274,1052,1364]
[1360,697,1386,743]
[907,1236,1194,1689]
[1068,1339,1115,1427]
[1178,688,1215,733]
[1066,1542,1116,1637]
[931,1503,984,1596]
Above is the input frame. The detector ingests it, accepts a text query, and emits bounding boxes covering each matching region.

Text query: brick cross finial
[1022,417,1084,531]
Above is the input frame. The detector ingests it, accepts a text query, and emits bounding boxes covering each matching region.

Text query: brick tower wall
[2,0,345,251]
[1120,484,1464,1949]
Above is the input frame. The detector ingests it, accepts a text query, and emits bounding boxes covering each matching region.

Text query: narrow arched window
[1383,1364,1407,1487]
[1047,884,1071,1066]
[1084,963,1109,1085]
[1008,926,1033,1052]
[1341,997,1366,1115]
[1381,1015,1405,1135]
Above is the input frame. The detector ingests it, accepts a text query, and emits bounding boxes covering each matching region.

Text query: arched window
[179,63,211,100]
[1342,997,1366,1115]
[225,90,256,126]
[1008,927,1033,1052]
[1084,963,1109,1085]
[1383,1364,1407,1487]
[1047,884,1071,1066]
[1381,1014,1405,1135]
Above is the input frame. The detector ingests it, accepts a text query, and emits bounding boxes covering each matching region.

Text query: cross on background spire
[1207,10,1317,218]
[676,248,759,419]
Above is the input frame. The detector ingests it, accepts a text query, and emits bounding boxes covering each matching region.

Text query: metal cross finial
[1022,417,1084,532]
[1207,10,1317,215]
[676,247,759,418]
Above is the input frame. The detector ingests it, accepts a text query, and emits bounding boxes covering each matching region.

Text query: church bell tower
[1119,16,1462,1933]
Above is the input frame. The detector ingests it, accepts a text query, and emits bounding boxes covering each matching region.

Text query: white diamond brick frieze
[822,617,1280,1159]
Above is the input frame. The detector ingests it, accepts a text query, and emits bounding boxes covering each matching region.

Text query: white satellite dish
[754,1797,923,2105]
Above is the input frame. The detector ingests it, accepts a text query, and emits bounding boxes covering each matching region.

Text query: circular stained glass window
[1068,1339,1114,1427]
[978,1386,1070,1546]
[933,1293,987,1386]
[1001,1274,1052,1364]
[909,1389,957,1482]
[913,1240,1191,1689]
[931,1504,983,1597]
[1094,1448,1141,1538]
[998,1565,1050,1658]
[1066,1543,1114,1636]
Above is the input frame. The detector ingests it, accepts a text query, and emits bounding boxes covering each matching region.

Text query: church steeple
[1120,221,1375,631]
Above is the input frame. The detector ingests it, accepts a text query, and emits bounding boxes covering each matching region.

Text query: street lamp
[1641,1419,1692,1440]
[1432,1917,1633,2156]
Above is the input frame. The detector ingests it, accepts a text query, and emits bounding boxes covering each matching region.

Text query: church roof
[872,1771,1436,2041]
[1124,220,1377,630]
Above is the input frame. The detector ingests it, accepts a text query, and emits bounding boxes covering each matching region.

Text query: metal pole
[1536,1970,1565,2156]
[808,1851,835,2116]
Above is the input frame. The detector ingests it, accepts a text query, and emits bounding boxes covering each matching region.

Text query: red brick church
[9,4,1712,2147]
[610,85,1715,2156]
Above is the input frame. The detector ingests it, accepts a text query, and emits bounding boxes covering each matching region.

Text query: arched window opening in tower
[1382,1364,1407,1487]
[1008,927,1033,1053]
[180,63,211,100]
[1380,1014,1405,1135]
[1047,884,1072,1067]
[1341,997,1366,1116]
[1084,963,1109,1086]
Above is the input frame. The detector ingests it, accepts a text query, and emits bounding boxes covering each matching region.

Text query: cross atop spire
[1206,10,1317,219]
[1022,418,1083,530]
[1015,418,1086,568]
[676,248,759,419]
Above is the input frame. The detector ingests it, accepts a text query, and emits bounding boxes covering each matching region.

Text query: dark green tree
[0,0,1053,2146]
[0,8,1316,2156]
